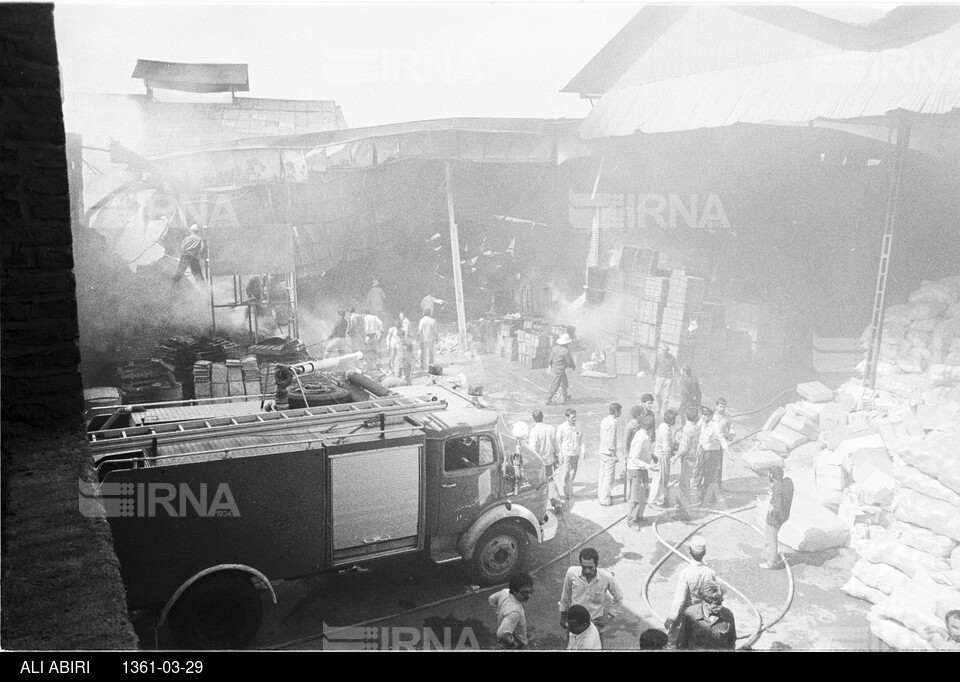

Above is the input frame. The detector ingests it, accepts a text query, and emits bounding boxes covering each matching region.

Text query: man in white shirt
[697,406,730,507]
[664,535,717,634]
[528,409,560,509]
[556,409,584,501]
[418,310,438,370]
[559,547,624,634]
[675,407,702,522]
[566,605,602,650]
[626,413,655,529]
[652,408,679,507]
[489,572,534,649]
[597,402,622,506]
[362,309,383,364]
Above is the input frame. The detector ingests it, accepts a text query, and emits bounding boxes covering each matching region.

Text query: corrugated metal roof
[132,59,249,93]
[563,4,863,96]
[63,93,347,155]
[580,23,960,138]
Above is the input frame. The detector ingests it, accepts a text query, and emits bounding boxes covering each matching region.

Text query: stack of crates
[226,359,245,402]
[517,287,551,316]
[241,356,262,397]
[517,329,552,369]
[494,320,519,361]
[193,360,212,399]
[660,272,706,364]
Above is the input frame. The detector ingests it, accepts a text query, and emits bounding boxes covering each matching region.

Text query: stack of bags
[742,381,836,476]
[859,276,960,377]
[746,276,960,649]
[842,427,960,649]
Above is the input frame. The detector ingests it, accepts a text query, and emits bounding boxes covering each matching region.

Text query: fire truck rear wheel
[469,523,527,586]
[169,574,263,650]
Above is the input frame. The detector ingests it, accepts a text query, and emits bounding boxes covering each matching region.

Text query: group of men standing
[321,280,445,382]
[593,392,734,526]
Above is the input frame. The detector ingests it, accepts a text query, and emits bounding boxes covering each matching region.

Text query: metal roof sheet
[563,4,864,96]
[580,23,960,138]
[132,60,249,93]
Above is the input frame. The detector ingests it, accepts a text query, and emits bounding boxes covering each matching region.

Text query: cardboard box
[780,413,820,442]
[838,501,881,529]
[857,470,898,506]
[873,405,924,451]
[772,423,808,450]
[797,381,835,403]
[816,463,848,491]
[762,406,786,433]
[819,409,849,431]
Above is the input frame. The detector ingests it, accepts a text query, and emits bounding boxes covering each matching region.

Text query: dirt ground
[241,343,876,651]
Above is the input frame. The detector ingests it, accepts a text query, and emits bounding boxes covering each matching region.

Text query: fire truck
[85,360,557,649]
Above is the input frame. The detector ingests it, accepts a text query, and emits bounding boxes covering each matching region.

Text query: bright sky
[52,1,899,129]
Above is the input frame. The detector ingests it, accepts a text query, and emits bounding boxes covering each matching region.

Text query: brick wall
[1,2,84,426]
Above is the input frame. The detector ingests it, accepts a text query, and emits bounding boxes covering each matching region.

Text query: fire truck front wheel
[468,523,527,586]
[169,573,263,650]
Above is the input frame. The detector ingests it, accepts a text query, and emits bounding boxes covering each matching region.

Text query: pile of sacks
[859,276,960,377]
[843,426,960,649]
[742,381,853,552]
[744,369,960,648]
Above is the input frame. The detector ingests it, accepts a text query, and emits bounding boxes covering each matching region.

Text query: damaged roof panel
[132,59,250,93]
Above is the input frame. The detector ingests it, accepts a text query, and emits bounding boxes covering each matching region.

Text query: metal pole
[445,161,468,350]
[289,269,299,340]
[865,115,911,390]
[207,233,216,333]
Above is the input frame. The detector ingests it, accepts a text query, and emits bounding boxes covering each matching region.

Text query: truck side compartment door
[326,435,426,565]
[436,433,500,536]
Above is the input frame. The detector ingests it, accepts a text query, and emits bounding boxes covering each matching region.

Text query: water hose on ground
[643,504,795,650]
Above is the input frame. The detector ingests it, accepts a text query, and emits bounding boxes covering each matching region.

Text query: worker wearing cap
[664,535,717,632]
[172,224,206,283]
[546,333,576,405]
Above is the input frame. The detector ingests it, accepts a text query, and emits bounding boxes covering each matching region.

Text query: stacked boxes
[517,287,551,316]
[494,320,520,361]
[193,361,212,399]
[242,355,262,397]
[226,359,245,401]
[517,329,551,369]
[211,362,229,398]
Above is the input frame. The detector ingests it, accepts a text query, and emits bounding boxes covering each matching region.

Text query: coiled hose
[642,504,795,650]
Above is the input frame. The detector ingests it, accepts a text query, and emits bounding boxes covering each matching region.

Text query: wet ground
[132,348,874,650]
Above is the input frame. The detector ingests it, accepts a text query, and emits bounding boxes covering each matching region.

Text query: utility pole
[445,161,467,350]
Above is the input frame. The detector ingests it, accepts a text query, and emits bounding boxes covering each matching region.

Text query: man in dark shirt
[676,581,737,650]
[323,310,349,358]
[679,366,702,417]
[760,465,794,570]
[546,334,575,405]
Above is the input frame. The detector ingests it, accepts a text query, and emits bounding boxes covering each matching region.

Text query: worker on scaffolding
[172,224,206,283]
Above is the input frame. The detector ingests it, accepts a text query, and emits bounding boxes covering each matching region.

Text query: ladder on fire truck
[864,117,912,391]
[87,395,448,456]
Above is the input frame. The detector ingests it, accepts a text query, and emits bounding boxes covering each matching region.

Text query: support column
[445,161,468,350]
